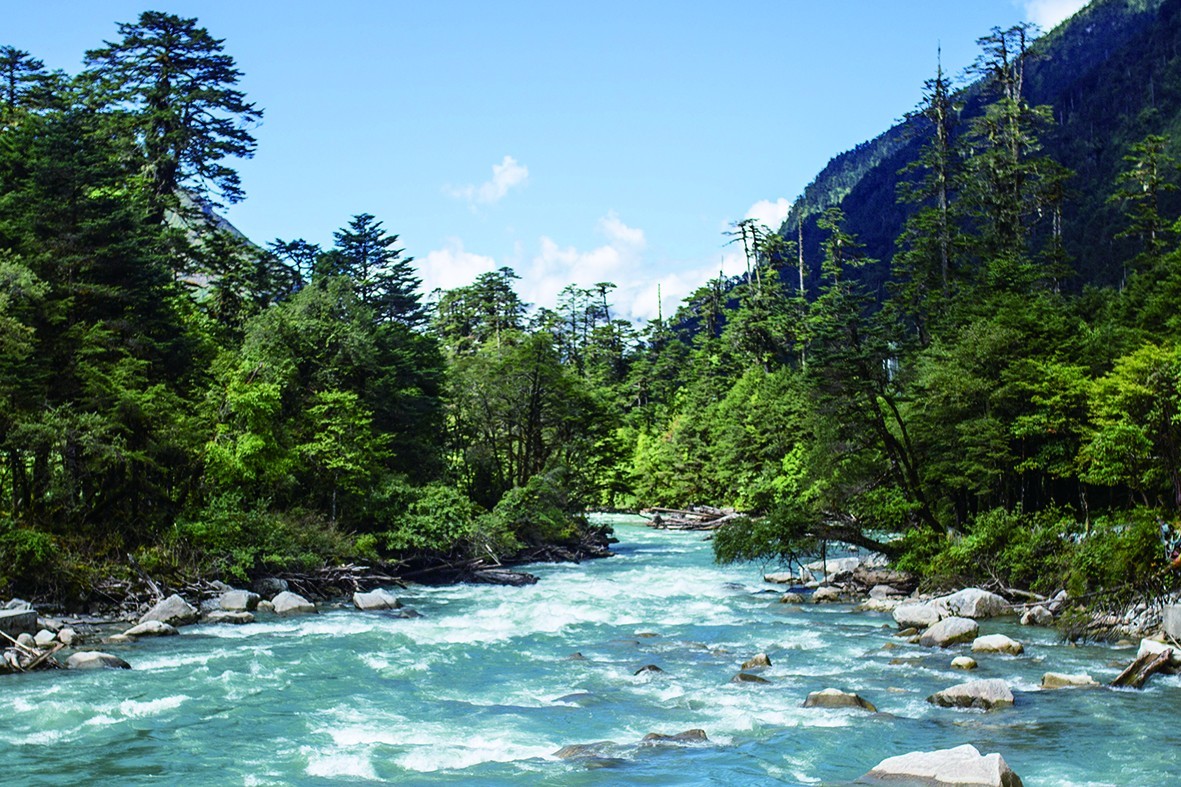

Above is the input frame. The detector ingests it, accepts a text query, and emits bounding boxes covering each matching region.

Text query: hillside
[782,0,1173,295]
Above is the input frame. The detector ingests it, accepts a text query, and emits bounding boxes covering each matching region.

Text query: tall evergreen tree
[332,213,425,326]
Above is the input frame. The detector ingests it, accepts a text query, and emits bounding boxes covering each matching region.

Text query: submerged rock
[139,594,198,627]
[928,678,1014,710]
[1041,672,1099,689]
[553,741,618,760]
[641,729,708,744]
[731,671,770,684]
[972,634,1024,655]
[920,617,979,648]
[272,591,316,616]
[66,651,131,670]
[124,620,178,638]
[802,688,877,712]
[863,743,1023,786]
[633,664,664,676]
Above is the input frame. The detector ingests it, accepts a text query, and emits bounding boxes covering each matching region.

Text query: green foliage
[486,469,585,548]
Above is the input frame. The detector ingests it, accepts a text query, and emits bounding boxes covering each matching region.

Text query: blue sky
[9,0,1087,319]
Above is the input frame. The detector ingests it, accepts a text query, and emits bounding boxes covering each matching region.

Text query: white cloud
[1018,0,1087,30]
[745,197,792,231]
[418,239,500,295]
[446,155,529,205]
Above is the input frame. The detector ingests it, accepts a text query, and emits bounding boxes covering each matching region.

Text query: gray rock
[764,572,796,584]
[1041,672,1098,689]
[204,611,254,625]
[951,656,978,670]
[0,609,39,639]
[869,584,904,599]
[802,688,877,712]
[553,742,619,760]
[920,616,979,648]
[219,590,260,612]
[731,672,770,684]
[271,591,316,616]
[103,634,133,645]
[33,629,56,647]
[3,598,32,611]
[812,586,843,603]
[1020,605,1053,626]
[928,679,1015,710]
[66,651,131,670]
[934,588,1012,619]
[634,664,664,676]
[1046,589,1068,614]
[642,729,708,743]
[1136,637,1181,667]
[863,743,1023,786]
[57,628,78,646]
[252,577,289,599]
[139,594,198,627]
[779,592,805,604]
[972,634,1024,655]
[741,653,771,670]
[894,603,943,629]
[353,588,403,611]
[859,596,903,613]
[124,620,179,638]
[16,633,35,648]
[256,600,275,614]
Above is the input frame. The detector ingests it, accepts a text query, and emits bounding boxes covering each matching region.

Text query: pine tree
[332,213,424,326]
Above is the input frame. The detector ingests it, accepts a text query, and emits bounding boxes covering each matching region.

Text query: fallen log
[1111,648,1172,689]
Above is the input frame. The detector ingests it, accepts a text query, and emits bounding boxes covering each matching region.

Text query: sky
[7,0,1088,320]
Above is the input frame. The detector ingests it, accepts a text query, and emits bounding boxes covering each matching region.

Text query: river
[0,515,1176,785]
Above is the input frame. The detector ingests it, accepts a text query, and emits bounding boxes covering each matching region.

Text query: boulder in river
[33,629,56,647]
[919,616,979,648]
[634,664,664,676]
[764,572,796,584]
[731,671,770,684]
[741,653,771,670]
[641,729,708,744]
[1136,637,1181,667]
[66,651,131,670]
[1041,671,1098,689]
[894,603,943,629]
[353,588,402,611]
[812,586,843,603]
[271,591,316,616]
[862,743,1023,786]
[218,590,260,612]
[934,588,1012,619]
[57,628,78,647]
[553,741,620,761]
[139,594,198,627]
[123,620,178,638]
[972,634,1024,655]
[204,611,254,625]
[927,678,1014,710]
[802,688,877,712]
[779,592,805,604]
[252,577,289,599]
[1020,605,1053,626]
[951,656,978,670]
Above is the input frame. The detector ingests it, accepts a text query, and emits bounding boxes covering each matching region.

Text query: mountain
[780,0,1176,295]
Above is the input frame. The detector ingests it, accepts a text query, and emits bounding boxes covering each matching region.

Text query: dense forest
[4,6,1181,610]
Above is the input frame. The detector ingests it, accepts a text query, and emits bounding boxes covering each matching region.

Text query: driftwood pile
[641,506,746,531]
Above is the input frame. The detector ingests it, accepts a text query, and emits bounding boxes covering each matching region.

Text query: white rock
[763,572,796,584]
[812,586,842,603]
[894,603,943,629]
[864,743,1023,786]
[859,597,902,613]
[972,634,1024,655]
[203,611,254,625]
[920,617,979,648]
[933,588,1012,619]
[139,594,198,627]
[272,591,316,616]
[218,590,260,612]
[58,628,78,646]
[1020,606,1053,626]
[1041,672,1098,689]
[66,651,131,670]
[352,588,402,611]
[928,679,1015,710]
[16,633,34,648]
[952,656,978,670]
[124,620,179,638]
[870,584,904,599]
[1136,637,1181,667]
[33,629,56,647]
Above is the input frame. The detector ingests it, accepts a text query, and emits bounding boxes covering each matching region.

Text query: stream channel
[1,514,1177,785]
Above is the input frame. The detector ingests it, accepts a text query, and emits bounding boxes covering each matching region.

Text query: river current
[1,515,1177,785]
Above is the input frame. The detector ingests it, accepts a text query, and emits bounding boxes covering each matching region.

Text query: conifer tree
[333,213,425,326]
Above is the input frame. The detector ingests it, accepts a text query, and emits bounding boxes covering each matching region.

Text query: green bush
[487,469,584,548]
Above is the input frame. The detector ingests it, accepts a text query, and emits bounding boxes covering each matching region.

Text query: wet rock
[553,742,618,760]
[1041,672,1098,689]
[927,678,1014,710]
[934,588,1012,619]
[741,653,771,670]
[256,600,275,614]
[642,729,708,743]
[1020,605,1053,626]
[219,590,260,612]
[779,592,805,604]
[813,586,843,603]
[972,634,1024,655]
[894,603,943,629]
[139,594,198,627]
[124,620,179,638]
[252,577,289,599]
[1137,637,1181,667]
[3,598,32,611]
[66,651,131,670]
[863,743,1023,786]
[204,611,254,625]
[952,656,978,670]
[731,671,770,684]
[58,628,78,647]
[271,591,316,616]
[565,652,586,661]
[764,572,796,584]
[352,588,402,611]
[869,584,905,599]
[919,616,979,648]
[0,609,38,639]
[633,664,664,676]
[802,688,877,712]
[896,627,919,637]
[16,633,34,648]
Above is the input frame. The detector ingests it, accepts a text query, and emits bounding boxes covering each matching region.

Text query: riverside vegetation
[3,3,1181,628]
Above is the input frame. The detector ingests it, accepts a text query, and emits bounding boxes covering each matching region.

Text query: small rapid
[0,516,1175,785]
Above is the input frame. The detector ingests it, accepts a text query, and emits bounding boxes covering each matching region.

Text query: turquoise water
[1,516,1177,785]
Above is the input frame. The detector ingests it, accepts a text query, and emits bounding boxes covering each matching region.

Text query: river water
[0,516,1176,785]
